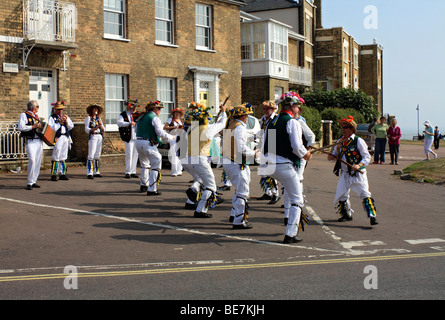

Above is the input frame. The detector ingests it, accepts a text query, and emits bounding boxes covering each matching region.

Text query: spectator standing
[387,118,401,165]
[423,121,438,160]
[434,126,440,150]
[371,116,389,164]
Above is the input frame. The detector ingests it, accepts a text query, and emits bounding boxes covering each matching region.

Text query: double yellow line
[1,252,444,283]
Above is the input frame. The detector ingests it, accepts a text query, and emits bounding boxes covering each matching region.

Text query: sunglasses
[341,126,351,129]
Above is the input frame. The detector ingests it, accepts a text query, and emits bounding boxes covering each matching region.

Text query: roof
[242,0,299,12]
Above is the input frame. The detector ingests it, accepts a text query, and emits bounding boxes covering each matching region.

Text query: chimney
[314,0,322,29]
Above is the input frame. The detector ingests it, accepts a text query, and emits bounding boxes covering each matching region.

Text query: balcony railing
[289,65,312,86]
[23,0,77,43]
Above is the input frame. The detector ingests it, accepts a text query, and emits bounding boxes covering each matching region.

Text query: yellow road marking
[1,252,444,283]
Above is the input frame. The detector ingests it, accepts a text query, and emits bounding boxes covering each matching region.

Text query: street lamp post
[416,104,420,138]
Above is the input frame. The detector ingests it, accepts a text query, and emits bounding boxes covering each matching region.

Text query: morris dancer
[48,101,74,181]
[181,102,227,218]
[85,104,105,179]
[18,100,43,190]
[327,116,378,226]
[222,105,259,229]
[118,98,139,179]
[164,108,184,177]
[135,100,174,196]
[257,100,280,204]
[260,91,312,243]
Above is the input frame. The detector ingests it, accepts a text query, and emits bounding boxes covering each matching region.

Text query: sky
[321,0,445,136]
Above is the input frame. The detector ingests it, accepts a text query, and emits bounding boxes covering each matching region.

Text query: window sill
[103,35,131,42]
[195,47,216,53]
[155,41,178,48]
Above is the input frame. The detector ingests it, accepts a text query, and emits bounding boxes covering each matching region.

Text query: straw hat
[52,101,66,110]
[339,115,358,133]
[86,104,104,115]
[145,100,164,111]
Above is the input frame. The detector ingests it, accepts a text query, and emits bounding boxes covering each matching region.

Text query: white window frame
[269,23,288,63]
[195,3,212,51]
[155,0,175,46]
[105,73,127,131]
[104,0,127,40]
[157,77,176,124]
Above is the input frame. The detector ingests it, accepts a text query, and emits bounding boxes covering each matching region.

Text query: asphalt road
[0,143,444,304]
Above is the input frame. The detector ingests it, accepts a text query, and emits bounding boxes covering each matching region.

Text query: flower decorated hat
[339,115,357,133]
[146,100,164,110]
[184,103,213,125]
[126,98,140,109]
[276,91,305,107]
[227,103,253,119]
[52,101,66,110]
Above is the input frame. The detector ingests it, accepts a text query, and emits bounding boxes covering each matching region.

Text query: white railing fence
[289,65,312,86]
[0,122,28,161]
[23,0,77,43]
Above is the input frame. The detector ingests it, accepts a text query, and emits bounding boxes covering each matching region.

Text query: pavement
[0,143,444,300]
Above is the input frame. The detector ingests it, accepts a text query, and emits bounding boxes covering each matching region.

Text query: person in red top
[387,118,402,165]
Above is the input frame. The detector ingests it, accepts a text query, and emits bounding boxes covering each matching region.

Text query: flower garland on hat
[184,104,213,125]
[339,115,357,132]
[51,101,66,109]
[276,91,305,107]
[126,98,140,108]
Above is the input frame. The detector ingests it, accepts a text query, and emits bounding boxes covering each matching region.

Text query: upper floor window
[270,23,288,63]
[195,3,212,50]
[104,0,126,39]
[155,0,174,45]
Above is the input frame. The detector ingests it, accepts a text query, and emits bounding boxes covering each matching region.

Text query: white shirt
[18,112,39,138]
[117,110,137,140]
[48,114,74,135]
[84,116,105,135]
[224,119,256,161]
[149,112,174,141]
[297,117,316,148]
[331,134,371,170]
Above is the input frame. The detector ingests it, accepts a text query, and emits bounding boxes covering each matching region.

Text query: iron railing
[0,122,28,161]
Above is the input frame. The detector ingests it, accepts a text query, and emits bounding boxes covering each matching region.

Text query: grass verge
[402,158,445,185]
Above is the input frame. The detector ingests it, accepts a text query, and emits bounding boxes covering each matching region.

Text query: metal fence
[0,122,28,161]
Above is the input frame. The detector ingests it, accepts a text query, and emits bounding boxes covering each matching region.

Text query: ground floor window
[105,73,127,130]
[157,77,176,123]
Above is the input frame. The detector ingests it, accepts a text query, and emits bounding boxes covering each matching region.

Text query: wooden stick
[322,150,364,174]
[310,139,347,154]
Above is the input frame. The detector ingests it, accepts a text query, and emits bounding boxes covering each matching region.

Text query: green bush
[321,107,365,139]
[301,106,322,141]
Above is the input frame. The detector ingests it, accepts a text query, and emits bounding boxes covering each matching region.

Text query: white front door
[29,68,57,148]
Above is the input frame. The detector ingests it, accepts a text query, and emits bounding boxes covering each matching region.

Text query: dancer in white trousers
[118,99,139,179]
[327,115,378,226]
[260,92,312,243]
[48,101,74,181]
[85,104,105,179]
[164,108,184,176]
[180,102,227,218]
[222,105,258,229]
[18,100,43,190]
[135,100,174,196]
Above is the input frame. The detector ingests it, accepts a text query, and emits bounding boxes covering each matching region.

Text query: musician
[222,105,259,229]
[118,99,139,179]
[18,100,43,190]
[164,108,184,177]
[85,104,105,179]
[135,100,174,196]
[327,116,378,226]
[48,101,74,181]
[260,92,312,243]
[180,102,227,218]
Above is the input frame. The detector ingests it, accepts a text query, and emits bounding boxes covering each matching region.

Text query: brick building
[0,0,244,164]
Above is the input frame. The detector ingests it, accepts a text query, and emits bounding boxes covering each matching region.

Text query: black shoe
[32,184,41,188]
[87,175,94,179]
[93,174,102,178]
[217,186,231,192]
[229,216,234,222]
[284,218,288,226]
[140,185,148,192]
[147,190,162,196]
[194,211,212,218]
[215,196,224,205]
[256,194,272,200]
[184,202,197,210]
[51,175,57,181]
[370,217,379,225]
[283,235,302,243]
[337,215,353,222]
[268,195,280,204]
[125,174,131,179]
[233,222,253,229]
[26,185,32,190]
[59,175,69,181]
[130,174,138,178]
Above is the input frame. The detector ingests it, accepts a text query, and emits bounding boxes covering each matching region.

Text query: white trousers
[88,134,103,160]
[125,139,139,175]
[135,140,162,192]
[169,140,183,176]
[223,160,251,225]
[263,163,304,237]
[52,135,70,161]
[334,171,372,205]
[26,139,43,186]
[182,156,216,213]
[182,163,203,204]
